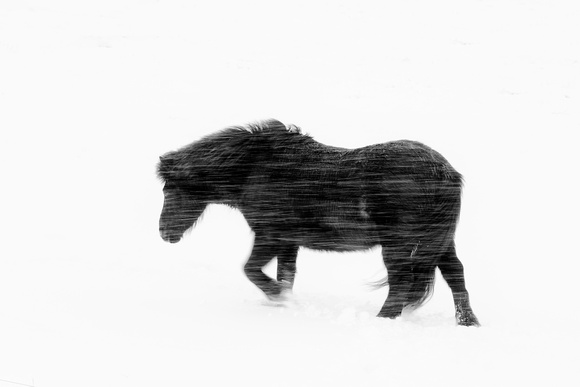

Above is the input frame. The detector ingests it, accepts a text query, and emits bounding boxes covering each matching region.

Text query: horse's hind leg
[377,244,413,319]
[438,243,480,326]
[276,245,298,291]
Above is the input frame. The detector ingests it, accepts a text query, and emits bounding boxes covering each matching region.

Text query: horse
[157,119,479,326]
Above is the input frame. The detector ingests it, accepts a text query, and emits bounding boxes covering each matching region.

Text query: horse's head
[158,155,208,243]
[157,126,262,242]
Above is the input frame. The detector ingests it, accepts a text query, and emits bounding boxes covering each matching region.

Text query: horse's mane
[157,119,306,183]
[241,119,302,135]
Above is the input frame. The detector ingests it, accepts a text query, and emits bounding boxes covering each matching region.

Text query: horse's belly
[297,221,380,251]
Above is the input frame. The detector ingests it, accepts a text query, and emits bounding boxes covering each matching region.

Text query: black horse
[157,119,479,326]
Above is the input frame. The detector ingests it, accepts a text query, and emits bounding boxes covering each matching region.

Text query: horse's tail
[404,172,463,309]
[372,254,438,310]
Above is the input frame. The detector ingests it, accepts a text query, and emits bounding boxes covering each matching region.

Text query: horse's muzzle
[160,228,182,243]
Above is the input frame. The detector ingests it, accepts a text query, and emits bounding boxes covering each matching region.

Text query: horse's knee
[243,260,261,280]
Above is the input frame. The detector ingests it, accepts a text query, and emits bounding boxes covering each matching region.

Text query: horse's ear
[157,153,177,181]
[159,153,175,165]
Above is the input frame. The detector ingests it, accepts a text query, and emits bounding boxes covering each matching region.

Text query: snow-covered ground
[1,1,579,386]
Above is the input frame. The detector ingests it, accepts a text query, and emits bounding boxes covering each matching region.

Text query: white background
[1,1,579,386]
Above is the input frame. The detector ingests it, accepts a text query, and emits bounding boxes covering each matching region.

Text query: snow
[1,1,579,386]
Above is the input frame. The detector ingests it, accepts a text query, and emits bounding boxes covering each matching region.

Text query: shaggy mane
[216,119,302,135]
[157,119,303,183]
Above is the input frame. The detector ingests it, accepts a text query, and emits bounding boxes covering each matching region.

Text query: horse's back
[239,138,461,250]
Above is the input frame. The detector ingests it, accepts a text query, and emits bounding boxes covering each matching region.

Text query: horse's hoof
[262,298,287,307]
[456,312,480,327]
[279,280,293,291]
[266,292,286,302]
[262,291,291,307]
[264,285,293,303]
[376,309,402,319]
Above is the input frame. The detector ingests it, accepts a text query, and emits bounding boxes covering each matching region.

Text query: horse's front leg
[243,234,295,300]
[276,245,299,292]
